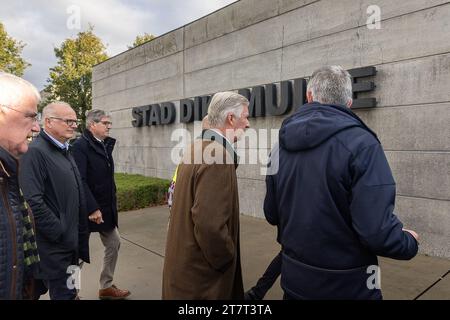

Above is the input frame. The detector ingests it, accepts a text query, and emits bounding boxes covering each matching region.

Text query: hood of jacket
[280,102,378,151]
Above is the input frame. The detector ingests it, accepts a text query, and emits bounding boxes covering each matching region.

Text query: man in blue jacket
[20,102,90,300]
[264,66,419,300]
[0,72,41,299]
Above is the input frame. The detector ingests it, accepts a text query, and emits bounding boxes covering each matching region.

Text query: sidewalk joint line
[121,236,165,259]
[413,269,450,300]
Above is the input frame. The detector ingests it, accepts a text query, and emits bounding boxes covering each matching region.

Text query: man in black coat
[72,109,130,300]
[0,72,41,300]
[264,66,419,300]
[19,102,90,300]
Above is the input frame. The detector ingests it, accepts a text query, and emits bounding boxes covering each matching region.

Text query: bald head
[42,101,73,120]
[42,101,78,144]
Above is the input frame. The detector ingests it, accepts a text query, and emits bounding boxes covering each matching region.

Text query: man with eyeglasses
[0,72,41,300]
[19,101,90,300]
[72,109,130,300]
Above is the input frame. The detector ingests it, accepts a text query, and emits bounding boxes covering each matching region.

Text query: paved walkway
[74,206,449,300]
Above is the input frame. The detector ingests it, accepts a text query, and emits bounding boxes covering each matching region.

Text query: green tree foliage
[128,33,155,49]
[44,26,108,126]
[0,22,30,76]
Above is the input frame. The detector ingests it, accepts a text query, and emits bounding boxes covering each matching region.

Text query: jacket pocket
[58,212,77,251]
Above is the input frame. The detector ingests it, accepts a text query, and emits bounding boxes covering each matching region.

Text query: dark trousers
[250,251,282,299]
[44,275,77,300]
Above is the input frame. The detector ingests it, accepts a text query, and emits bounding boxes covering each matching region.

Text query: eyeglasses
[97,120,112,127]
[1,104,41,123]
[49,117,79,126]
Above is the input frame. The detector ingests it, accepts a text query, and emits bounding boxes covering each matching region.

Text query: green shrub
[115,173,170,212]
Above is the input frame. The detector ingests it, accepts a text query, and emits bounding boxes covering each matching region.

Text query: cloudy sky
[0,0,236,90]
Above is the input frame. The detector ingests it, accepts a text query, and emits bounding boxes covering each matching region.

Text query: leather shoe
[99,285,131,300]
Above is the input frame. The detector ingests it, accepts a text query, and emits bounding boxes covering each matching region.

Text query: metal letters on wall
[131,66,377,127]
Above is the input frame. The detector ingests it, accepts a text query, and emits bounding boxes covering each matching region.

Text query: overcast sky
[0,0,236,90]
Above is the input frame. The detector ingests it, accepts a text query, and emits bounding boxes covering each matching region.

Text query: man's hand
[89,209,104,224]
[403,228,419,241]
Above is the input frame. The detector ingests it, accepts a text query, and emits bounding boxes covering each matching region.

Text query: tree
[128,33,155,49]
[44,25,108,126]
[0,22,30,76]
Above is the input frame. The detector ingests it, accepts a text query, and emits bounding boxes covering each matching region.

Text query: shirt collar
[202,129,239,167]
[210,129,235,151]
[43,130,69,150]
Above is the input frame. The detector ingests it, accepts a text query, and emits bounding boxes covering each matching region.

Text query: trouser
[44,275,77,300]
[251,251,282,299]
[99,227,121,289]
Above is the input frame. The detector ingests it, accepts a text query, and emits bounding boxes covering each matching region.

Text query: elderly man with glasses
[0,72,41,300]
[19,101,90,300]
[72,109,130,300]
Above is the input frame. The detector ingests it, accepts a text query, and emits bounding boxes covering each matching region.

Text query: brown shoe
[99,285,131,300]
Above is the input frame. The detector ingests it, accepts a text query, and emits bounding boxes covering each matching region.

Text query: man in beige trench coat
[162,92,250,300]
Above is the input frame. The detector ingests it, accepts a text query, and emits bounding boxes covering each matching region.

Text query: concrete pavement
[73,206,450,300]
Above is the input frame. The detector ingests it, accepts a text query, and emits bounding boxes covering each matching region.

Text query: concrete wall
[92,0,450,258]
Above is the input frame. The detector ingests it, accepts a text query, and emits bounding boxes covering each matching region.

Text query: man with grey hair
[264,66,419,299]
[0,72,41,299]
[163,91,249,299]
[72,109,130,300]
[19,101,90,300]
[206,91,249,143]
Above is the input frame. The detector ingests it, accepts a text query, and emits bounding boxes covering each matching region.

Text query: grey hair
[307,66,353,106]
[42,101,73,119]
[207,92,249,128]
[86,109,109,127]
[0,71,41,106]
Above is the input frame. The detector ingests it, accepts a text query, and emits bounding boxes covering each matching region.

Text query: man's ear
[226,113,234,126]
[306,90,314,103]
[347,98,353,108]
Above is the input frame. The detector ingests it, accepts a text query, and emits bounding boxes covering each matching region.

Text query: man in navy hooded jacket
[264,66,419,300]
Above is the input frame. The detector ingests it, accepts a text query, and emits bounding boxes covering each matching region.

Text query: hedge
[115,173,170,212]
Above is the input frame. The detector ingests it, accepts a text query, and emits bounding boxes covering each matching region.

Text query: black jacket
[19,131,90,280]
[71,130,118,232]
[264,102,418,300]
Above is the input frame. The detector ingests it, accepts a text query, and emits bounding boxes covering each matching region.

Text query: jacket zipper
[0,177,18,299]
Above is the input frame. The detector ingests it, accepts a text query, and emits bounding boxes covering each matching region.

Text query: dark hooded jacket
[264,102,418,300]
[19,130,90,280]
